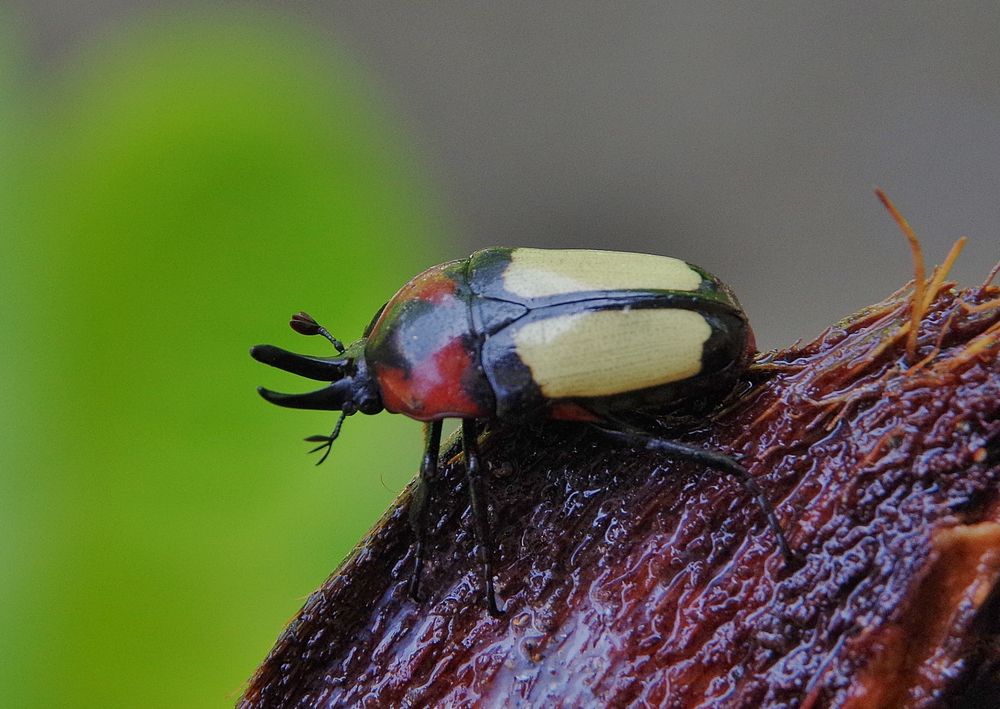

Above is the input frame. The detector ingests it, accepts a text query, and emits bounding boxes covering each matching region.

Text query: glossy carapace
[252,248,793,615]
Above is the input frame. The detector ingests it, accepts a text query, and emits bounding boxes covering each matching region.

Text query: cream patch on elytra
[503,248,702,299]
[512,308,711,398]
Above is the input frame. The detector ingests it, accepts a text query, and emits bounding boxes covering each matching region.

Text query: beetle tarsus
[407,545,425,603]
[304,410,348,466]
[593,422,798,568]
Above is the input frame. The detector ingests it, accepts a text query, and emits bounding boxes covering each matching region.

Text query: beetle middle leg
[594,420,799,567]
[408,420,443,602]
[462,418,503,616]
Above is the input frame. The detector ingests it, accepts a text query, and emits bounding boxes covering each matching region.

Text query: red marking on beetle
[397,266,459,305]
[367,267,462,339]
[376,339,487,420]
[548,402,600,422]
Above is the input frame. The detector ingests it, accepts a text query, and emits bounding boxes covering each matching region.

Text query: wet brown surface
[241,278,1000,708]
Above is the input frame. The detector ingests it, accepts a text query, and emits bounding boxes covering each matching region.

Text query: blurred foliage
[1,8,450,707]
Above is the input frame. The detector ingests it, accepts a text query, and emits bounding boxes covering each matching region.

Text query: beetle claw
[308,439,335,464]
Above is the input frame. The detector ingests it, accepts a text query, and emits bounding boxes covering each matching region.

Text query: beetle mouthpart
[257,379,355,411]
[250,344,348,381]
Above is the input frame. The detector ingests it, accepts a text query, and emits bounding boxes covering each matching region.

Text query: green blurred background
[4,3,1000,707]
[1,8,451,708]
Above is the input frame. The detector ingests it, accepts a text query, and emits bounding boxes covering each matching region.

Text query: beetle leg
[408,420,443,602]
[303,410,349,466]
[462,418,504,617]
[593,421,800,568]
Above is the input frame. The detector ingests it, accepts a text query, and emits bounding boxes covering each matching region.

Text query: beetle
[252,247,796,615]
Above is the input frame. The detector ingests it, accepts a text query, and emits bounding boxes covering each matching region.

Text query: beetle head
[251,312,384,416]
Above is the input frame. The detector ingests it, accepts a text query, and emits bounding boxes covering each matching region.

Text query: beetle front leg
[594,421,800,568]
[462,418,503,617]
[408,420,443,602]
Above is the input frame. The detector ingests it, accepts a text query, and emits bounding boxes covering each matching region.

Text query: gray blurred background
[14,2,1000,346]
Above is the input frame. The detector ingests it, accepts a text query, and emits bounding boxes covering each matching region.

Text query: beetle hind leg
[593,420,800,568]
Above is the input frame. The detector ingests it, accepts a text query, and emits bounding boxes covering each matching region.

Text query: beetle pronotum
[252,248,796,615]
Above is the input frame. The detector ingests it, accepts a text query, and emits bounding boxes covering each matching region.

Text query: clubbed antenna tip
[289,311,345,353]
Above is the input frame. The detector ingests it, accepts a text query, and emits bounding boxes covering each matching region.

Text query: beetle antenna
[304,410,348,465]
[315,327,346,354]
[290,311,346,354]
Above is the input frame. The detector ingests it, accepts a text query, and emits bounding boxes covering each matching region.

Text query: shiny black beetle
[253,248,795,615]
